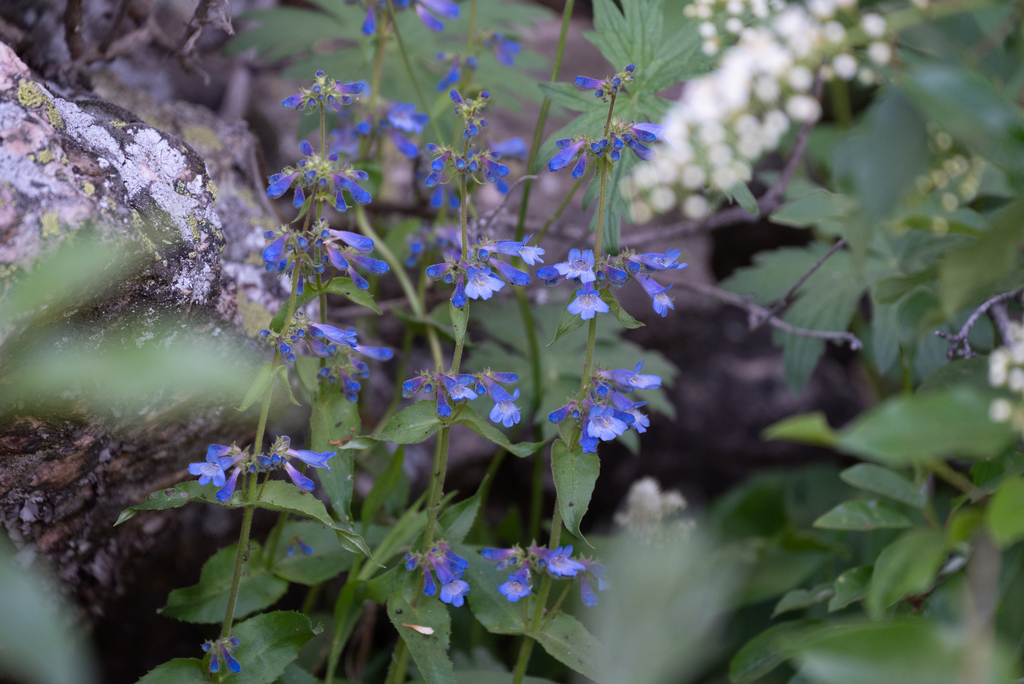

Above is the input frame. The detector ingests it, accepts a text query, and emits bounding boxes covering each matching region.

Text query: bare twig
[622,73,824,248]
[677,280,863,350]
[753,238,847,327]
[989,302,1015,347]
[98,0,134,54]
[475,175,538,235]
[935,288,1024,359]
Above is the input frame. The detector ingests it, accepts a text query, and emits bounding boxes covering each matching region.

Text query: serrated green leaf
[162,542,287,624]
[813,500,914,531]
[322,279,382,315]
[455,406,545,457]
[275,365,301,406]
[866,531,946,617]
[874,267,937,304]
[548,306,586,346]
[836,387,1016,464]
[729,620,820,684]
[309,389,360,525]
[386,594,453,684]
[771,189,855,228]
[230,611,315,684]
[136,658,207,684]
[115,481,220,526]
[550,439,599,540]
[763,412,838,447]
[600,289,643,329]
[530,611,607,682]
[828,566,872,612]
[986,476,1024,547]
[362,447,404,527]
[377,401,443,444]
[772,584,834,618]
[726,182,759,216]
[839,465,927,509]
[274,663,323,684]
[459,544,528,635]
[271,521,354,585]
[437,493,480,545]
[238,362,275,411]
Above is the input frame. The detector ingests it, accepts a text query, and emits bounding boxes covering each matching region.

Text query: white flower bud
[697,4,713,19]
[711,165,738,189]
[702,40,720,56]
[991,398,1013,423]
[727,0,745,14]
[682,164,707,189]
[700,21,718,38]
[634,164,660,189]
[755,76,781,102]
[868,42,892,65]
[684,194,710,218]
[835,0,856,9]
[786,94,821,122]
[941,192,958,213]
[787,65,814,91]
[1010,367,1024,392]
[650,187,677,212]
[726,17,744,33]
[809,0,835,19]
[824,20,847,43]
[631,200,653,225]
[833,54,857,80]
[861,13,886,38]
[708,143,733,167]
[858,67,876,84]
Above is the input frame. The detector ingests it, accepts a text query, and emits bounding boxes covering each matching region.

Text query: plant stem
[384,0,443,141]
[513,0,576,242]
[354,204,443,369]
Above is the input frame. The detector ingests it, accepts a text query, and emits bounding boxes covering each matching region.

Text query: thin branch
[677,280,863,350]
[622,74,824,248]
[935,288,1024,359]
[753,238,847,327]
[989,302,1015,347]
[475,175,538,235]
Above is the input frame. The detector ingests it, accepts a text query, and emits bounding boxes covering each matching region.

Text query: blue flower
[414,0,459,31]
[310,323,358,347]
[517,235,545,265]
[489,33,521,66]
[481,547,519,569]
[580,421,599,453]
[327,229,375,254]
[267,171,300,199]
[536,266,562,286]
[442,374,479,401]
[637,274,674,317]
[188,445,235,487]
[498,568,532,602]
[362,3,377,34]
[452,276,468,308]
[574,76,603,91]
[631,248,687,271]
[567,282,609,320]
[554,248,597,283]
[488,137,527,158]
[217,466,242,502]
[287,449,336,471]
[284,462,316,491]
[587,405,629,441]
[548,403,575,423]
[464,267,505,300]
[488,385,521,427]
[611,392,650,433]
[579,559,608,606]
[349,254,390,275]
[355,344,393,361]
[436,391,452,418]
[609,362,662,390]
[535,545,586,578]
[549,139,587,175]
[203,638,241,674]
[418,543,470,606]
[287,536,314,556]
[491,259,530,286]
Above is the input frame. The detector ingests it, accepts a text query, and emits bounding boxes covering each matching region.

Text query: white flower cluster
[989,323,1024,433]
[629,0,894,222]
[614,476,693,539]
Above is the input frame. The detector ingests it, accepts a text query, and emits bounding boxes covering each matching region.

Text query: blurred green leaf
[551,439,599,540]
[771,190,855,228]
[828,566,872,613]
[532,611,607,682]
[725,181,759,216]
[730,620,820,684]
[451,301,469,343]
[987,476,1024,547]
[866,531,946,616]
[839,465,927,509]
[377,401,443,444]
[322,279,382,315]
[238,363,275,411]
[136,659,206,683]
[813,500,914,531]
[162,542,287,624]
[548,306,587,346]
[460,544,528,635]
[763,412,839,448]
[773,584,835,618]
[0,536,97,684]
[230,611,315,684]
[363,447,404,527]
[601,289,644,329]
[454,406,545,457]
[386,594,454,684]
[836,387,1015,464]
[309,388,361,525]
[438,493,481,546]
[271,521,355,586]
[274,663,324,684]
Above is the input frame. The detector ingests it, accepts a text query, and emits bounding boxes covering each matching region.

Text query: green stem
[220,505,256,639]
[513,0,576,242]
[511,636,536,684]
[301,582,322,615]
[384,0,443,141]
[354,204,443,369]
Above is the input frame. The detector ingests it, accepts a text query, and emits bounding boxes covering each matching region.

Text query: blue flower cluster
[267,139,372,211]
[574,63,635,103]
[286,535,314,557]
[483,31,521,66]
[202,637,241,674]
[480,545,608,606]
[549,362,661,453]
[550,120,665,178]
[403,370,522,425]
[281,70,364,111]
[536,247,686,319]
[424,233,543,307]
[331,94,430,161]
[188,439,337,502]
[406,225,460,267]
[435,53,477,91]
[404,542,470,606]
[358,0,459,35]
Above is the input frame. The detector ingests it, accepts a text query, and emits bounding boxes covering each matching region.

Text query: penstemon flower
[392,0,460,31]
[202,637,241,674]
[424,234,539,307]
[480,545,609,605]
[330,95,430,161]
[281,70,365,112]
[404,542,470,606]
[536,247,687,319]
[435,53,478,91]
[187,438,337,501]
[403,370,521,423]
[483,31,522,66]
[286,536,314,556]
[267,140,372,211]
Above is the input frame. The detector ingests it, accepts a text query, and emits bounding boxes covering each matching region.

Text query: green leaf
[738,544,829,606]
[362,447,404,527]
[115,481,219,525]
[763,412,838,448]
[162,543,287,624]
[828,566,872,612]
[385,594,454,684]
[136,659,207,683]
[813,500,914,531]
[550,439,599,540]
[771,189,855,228]
[230,611,315,684]
[376,401,443,444]
[548,306,586,346]
[938,199,1024,317]
[986,476,1024,547]
[238,362,275,411]
[773,584,835,618]
[454,672,555,684]
[873,267,937,305]
[730,620,819,684]
[866,531,946,617]
[437,493,481,545]
[275,365,301,406]
[321,279,382,315]
[839,465,927,509]
[726,182,759,216]
[253,481,338,528]
[836,387,1016,464]
[450,300,469,342]
[454,406,545,457]
[531,611,607,682]
[270,521,354,585]
[309,389,360,525]
[600,290,644,329]
[274,664,323,684]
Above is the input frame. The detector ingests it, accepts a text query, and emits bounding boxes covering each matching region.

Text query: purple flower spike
[188,459,226,487]
[282,93,304,108]
[449,89,463,104]
[439,579,470,606]
[423,567,437,596]
[389,130,419,159]
[489,137,527,158]
[610,361,662,390]
[488,385,521,427]
[267,171,299,198]
[362,4,376,35]
[574,76,603,90]
[452,277,467,308]
[287,449,336,470]
[490,372,518,384]
[310,322,358,347]
[580,576,598,606]
[422,0,460,18]
[580,422,599,453]
[587,405,629,441]
[538,545,586,577]
[571,152,588,179]
[549,403,574,423]
[549,139,586,173]
[284,462,316,491]
[629,123,664,143]
[262,236,286,264]
[555,248,597,283]
[630,141,656,161]
[436,391,452,418]
[492,259,530,286]
[350,254,389,274]
[482,548,517,563]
